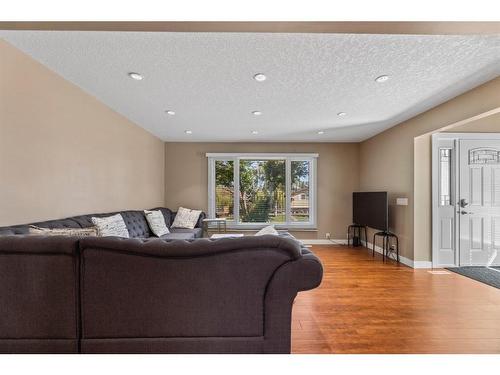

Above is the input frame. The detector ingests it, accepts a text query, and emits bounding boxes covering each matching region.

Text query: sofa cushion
[78,235,305,341]
[160,232,197,240]
[0,236,79,352]
[169,227,203,238]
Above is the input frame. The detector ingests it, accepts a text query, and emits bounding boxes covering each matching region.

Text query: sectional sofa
[0,208,323,354]
[0,207,205,239]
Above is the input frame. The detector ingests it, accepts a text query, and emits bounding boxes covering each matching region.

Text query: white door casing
[433,138,458,267]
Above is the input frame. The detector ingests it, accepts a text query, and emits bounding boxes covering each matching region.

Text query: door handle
[458,210,472,215]
[459,199,469,208]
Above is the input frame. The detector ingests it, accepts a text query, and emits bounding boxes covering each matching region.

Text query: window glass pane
[215,160,234,220]
[440,148,451,206]
[291,160,310,222]
[239,160,285,223]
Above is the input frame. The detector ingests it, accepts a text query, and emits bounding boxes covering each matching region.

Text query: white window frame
[207,153,318,229]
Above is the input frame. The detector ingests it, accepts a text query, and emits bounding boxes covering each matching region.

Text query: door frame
[432,132,500,268]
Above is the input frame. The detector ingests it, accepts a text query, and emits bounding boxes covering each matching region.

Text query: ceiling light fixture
[185,130,192,134]
[251,130,259,135]
[375,75,389,83]
[337,112,347,117]
[128,72,143,81]
[253,73,267,82]
[165,110,176,115]
[252,111,262,116]
[317,131,325,135]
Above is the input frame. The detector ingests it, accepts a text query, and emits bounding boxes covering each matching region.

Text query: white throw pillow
[171,207,202,229]
[28,225,98,237]
[144,210,170,237]
[255,225,279,236]
[91,214,129,238]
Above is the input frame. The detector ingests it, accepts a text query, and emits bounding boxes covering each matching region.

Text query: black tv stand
[373,231,399,263]
[347,224,367,247]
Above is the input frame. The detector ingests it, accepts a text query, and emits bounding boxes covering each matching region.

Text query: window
[469,148,500,165]
[208,153,317,228]
[214,160,234,220]
[439,148,452,206]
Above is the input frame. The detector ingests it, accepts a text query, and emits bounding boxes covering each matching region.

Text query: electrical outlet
[325,233,331,239]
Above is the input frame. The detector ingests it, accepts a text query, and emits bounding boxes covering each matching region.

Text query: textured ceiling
[1,31,499,142]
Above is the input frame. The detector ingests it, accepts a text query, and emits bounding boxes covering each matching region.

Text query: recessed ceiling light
[165,110,176,116]
[251,130,259,135]
[253,73,267,82]
[375,75,389,83]
[128,72,143,81]
[317,131,325,135]
[252,111,262,116]
[185,130,192,134]
[337,112,347,117]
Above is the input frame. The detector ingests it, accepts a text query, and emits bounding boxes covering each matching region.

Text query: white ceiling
[1,31,499,142]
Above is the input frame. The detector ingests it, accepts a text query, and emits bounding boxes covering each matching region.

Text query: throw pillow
[255,225,279,236]
[171,207,202,229]
[29,225,98,237]
[91,214,129,238]
[144,209,170,237]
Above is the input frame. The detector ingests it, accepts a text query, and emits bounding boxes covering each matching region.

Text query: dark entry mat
[446,266,500,289]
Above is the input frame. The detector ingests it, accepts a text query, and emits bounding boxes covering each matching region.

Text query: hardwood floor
[291,245,500,354]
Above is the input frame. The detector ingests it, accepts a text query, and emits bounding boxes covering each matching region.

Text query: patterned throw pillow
[91,214,129,238]
[29,225,98,237]
[171,207,202,229]
[144,210,170,237]
[255,225,279,236]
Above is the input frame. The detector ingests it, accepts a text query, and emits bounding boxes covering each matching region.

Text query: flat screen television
[353,192,388,232]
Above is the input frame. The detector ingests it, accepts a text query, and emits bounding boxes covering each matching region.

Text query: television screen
[353,192,388,231]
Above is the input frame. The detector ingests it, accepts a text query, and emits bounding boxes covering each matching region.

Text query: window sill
[218,227,318,232]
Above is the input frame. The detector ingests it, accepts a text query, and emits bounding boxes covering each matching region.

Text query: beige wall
[2,35,498,263]
[165,142,359,239]
[360,78,500,262]
[0,39,165,226]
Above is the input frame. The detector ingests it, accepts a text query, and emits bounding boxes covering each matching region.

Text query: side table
[372,231,399,263]
[202,218,227,237]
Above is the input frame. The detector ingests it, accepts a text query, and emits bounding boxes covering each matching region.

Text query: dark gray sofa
[0,208,323,354]
[0,207,205,239]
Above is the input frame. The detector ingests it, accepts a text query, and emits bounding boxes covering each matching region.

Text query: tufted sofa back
[0,207,204,238]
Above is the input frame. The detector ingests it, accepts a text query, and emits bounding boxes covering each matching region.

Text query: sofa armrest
[262,248,323,353]
[196,211,206,228]
[269,250,323,294]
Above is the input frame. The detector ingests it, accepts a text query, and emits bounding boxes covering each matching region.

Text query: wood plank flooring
[291,245,500,354]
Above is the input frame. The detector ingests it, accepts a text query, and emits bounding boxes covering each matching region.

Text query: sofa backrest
[0,207,204,238]
[78,236,301,341]
[0,236,80,353]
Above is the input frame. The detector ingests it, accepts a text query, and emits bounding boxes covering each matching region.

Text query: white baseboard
[300,239,347,245]
[298,238,433,269]
[362,240,432,269]
[413,261,433,269]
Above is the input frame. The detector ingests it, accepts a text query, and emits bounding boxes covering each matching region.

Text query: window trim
[207,153,318,229]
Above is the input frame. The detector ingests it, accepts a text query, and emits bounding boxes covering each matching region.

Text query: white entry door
[459,139,500,266]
